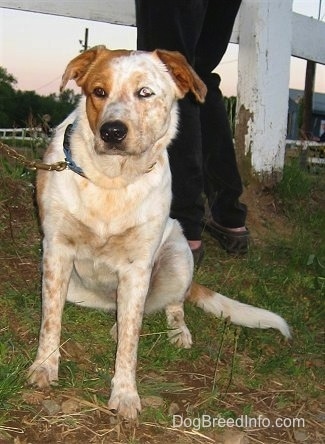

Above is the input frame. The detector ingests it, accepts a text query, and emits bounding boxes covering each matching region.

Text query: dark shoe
[191,243,205,268]
[204,220,249,254]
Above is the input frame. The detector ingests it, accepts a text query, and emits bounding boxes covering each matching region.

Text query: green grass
[1,136,47,151]
[0,136,46,179]
[0,156,324,442]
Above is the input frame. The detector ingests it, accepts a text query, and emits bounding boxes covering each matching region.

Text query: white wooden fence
[0,127,43,141]
[0,0,324,184]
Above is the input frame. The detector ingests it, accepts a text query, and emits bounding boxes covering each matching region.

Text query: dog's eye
[93,87,107,98]
[138,87,154,98]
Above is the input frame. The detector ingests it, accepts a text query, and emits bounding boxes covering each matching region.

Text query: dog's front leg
[28,244,73,388]
[108,269,150,420]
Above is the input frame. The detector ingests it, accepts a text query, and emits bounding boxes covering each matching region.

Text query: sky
[0,0,324,98]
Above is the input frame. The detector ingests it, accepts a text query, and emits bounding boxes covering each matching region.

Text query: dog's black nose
[100,121,128,143]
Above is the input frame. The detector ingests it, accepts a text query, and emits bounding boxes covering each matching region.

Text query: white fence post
[235,0,293,186]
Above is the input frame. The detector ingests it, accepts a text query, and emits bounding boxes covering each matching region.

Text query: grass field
[0,148,324,443]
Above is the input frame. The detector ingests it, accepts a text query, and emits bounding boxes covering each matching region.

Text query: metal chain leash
[0,140,68,172]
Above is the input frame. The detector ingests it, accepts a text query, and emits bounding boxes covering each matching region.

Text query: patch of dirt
[2,368,324,444]
[242,184,293,245]
[0,174,40,286]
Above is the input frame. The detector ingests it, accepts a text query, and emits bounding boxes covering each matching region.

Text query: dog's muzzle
[100,120,128,144]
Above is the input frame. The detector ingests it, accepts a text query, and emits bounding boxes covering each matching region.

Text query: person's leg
[168,98,204,242]
[136,0,207,249]
[194,0,249,253]
[135,0,208,64]
[199,73,249,254]
[199,73,247,229]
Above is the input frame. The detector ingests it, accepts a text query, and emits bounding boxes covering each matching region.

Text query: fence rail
[0,127,44,141]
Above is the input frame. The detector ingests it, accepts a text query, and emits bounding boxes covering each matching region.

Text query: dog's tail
[187,282,291,338]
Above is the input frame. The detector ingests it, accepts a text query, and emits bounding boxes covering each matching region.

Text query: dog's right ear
[60,45,107,91]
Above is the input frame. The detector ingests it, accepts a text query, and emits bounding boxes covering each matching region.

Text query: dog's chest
[67,210,153,294]
[40,160,171,295]
[56,174,161,238]
[58,182,166,281]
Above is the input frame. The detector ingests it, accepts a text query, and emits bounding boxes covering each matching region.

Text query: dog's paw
[168,326,192,349]
[108,390,141,420]
[27,362,58,388]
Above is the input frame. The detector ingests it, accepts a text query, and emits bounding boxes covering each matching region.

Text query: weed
[0,156,31,180]
[0,330,28,412]
[277,160,313,200]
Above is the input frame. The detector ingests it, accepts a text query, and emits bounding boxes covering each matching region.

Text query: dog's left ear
[60,45,107,91]
[155,49,207,103]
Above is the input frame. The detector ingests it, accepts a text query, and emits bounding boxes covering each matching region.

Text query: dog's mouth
[99,145,129,156]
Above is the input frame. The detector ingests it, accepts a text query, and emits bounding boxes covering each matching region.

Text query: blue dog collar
[63,124,87,178]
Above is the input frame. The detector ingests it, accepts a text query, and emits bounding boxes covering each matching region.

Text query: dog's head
[60,45,206,157]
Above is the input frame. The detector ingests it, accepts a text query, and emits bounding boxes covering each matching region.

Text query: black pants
[136,0,247,240]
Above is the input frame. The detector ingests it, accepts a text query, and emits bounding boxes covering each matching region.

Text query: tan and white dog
[28,46,290,420]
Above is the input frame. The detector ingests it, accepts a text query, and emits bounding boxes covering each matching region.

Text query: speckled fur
[28,46,290,421]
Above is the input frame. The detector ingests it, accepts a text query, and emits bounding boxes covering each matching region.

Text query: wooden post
[235,0,293,187]
[302,60,316,137]
[80,28,89,52]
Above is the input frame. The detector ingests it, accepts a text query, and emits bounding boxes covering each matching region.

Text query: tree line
[0,66,239,136]
[0,66,80,131]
